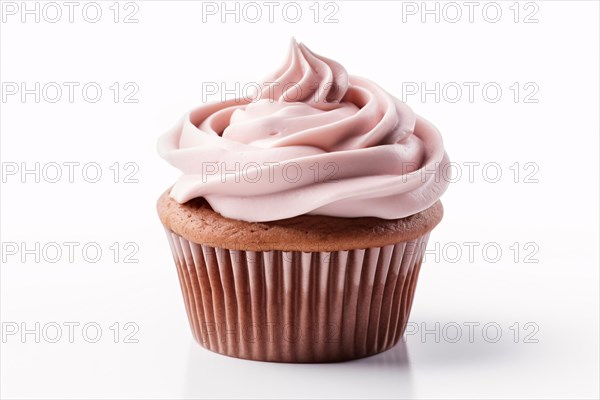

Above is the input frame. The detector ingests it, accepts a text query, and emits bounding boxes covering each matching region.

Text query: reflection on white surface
[184,340,414,399]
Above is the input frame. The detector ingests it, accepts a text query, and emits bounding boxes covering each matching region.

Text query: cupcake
[157,39,450,363]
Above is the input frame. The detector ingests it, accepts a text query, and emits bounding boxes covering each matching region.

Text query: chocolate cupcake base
[158,191,443,363]
[165,229,430,363]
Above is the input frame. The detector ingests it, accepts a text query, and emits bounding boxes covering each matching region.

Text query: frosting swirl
[158,39,450,222]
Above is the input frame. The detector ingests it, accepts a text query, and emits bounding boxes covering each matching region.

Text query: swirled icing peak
[158,39,450,222]
[254,39,349,109]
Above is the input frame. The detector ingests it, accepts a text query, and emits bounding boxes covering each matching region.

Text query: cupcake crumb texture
[158,190,443,252]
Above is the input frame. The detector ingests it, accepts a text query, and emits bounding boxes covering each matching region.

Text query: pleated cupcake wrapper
[165,228,431,363]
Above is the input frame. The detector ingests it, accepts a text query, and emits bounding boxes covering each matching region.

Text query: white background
[1,1,599,399]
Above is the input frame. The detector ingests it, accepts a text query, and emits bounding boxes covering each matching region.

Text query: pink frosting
[158,39,450,222]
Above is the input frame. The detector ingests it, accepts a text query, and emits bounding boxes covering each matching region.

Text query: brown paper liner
[165,228,430,363]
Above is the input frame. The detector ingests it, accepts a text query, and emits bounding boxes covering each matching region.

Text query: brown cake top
[157,190,443,252]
